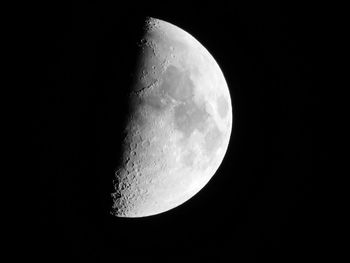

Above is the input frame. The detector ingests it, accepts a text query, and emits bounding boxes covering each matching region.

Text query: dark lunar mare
[159,64,224,155]
[132,61,225,161]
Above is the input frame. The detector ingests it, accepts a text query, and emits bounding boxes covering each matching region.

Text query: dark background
[41,2,329,262]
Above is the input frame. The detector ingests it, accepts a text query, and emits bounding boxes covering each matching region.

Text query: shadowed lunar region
[111,17,232,217]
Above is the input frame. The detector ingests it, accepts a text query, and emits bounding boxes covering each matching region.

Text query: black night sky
[41,2,329,262]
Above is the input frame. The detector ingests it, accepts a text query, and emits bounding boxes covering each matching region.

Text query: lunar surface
[111,17,232,217]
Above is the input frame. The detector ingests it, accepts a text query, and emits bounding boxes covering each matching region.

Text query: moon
[111,17,232,217]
